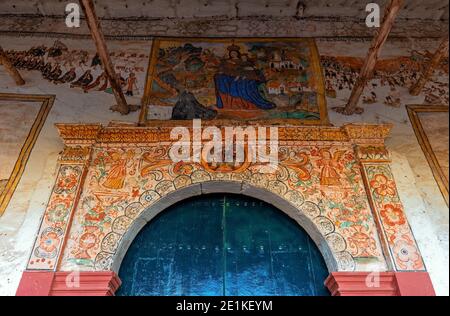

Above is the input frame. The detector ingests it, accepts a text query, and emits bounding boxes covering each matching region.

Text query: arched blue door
[116,194,330,296]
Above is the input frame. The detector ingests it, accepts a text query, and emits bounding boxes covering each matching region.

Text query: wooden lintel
[333,0,404,115]
[79,0,130,115]
[0,46,25,86]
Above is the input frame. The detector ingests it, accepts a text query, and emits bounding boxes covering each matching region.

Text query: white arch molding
[105,181,345,274]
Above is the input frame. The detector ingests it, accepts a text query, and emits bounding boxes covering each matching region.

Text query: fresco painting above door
[141,38,329,125]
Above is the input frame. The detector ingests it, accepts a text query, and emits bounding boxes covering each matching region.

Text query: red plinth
[395,272,436,296]
[16,271,55,296]
[325,272,436,296]
[17,270,435,296]
[16,271,121,296]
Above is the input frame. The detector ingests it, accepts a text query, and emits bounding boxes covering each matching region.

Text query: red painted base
[16,270,435,296]
[15,271,55,296]
[16,271,121,296]
[325,272,436,296]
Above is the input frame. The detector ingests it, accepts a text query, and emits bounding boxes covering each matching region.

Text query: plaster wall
[0,33,448,295]
[0,0,448,20]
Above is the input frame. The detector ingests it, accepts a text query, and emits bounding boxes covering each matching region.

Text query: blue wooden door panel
[116,194,330,296]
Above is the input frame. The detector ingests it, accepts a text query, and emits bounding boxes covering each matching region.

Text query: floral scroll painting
[141,38,328,125]
[0,94,54,216]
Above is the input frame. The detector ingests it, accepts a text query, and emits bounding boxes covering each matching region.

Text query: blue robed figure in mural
[214,44,276,110]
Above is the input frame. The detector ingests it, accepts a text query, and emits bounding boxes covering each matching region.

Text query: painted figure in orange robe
[102,151,134,190]
[125,72,138,96]
[317,149,345,186]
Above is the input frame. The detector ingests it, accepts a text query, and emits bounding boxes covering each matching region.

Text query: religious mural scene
[144,38,326,123]
[3,40,147,99]
[0,0,448,301]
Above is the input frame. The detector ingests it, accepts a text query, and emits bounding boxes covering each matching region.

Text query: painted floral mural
[364,164,425,271]
[49,142,387,273]
[26,124,425,276]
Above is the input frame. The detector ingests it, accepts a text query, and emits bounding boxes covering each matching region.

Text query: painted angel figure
[317,149,345,186]
[102,150,135,190]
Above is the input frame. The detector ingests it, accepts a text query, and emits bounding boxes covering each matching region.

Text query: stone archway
[110,181,339,274]
[115,193,331,296]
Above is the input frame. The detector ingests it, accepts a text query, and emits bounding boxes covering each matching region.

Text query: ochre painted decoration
[356,145,390,162]
[362,162,425,271]
[53,122,392,143]
[0,93,54,217]
[62,144,381,272]
[31,123,397,274]
[24,123,425,276]
[27,148,90,270]
[140,37,329,125]
[407,105,449,206]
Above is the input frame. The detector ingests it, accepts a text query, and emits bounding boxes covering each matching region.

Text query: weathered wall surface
[0,31,448,296]
[1,0,449,39]
[0,0,448,20]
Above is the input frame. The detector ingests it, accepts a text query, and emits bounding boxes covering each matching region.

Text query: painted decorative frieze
[356,145,390,162]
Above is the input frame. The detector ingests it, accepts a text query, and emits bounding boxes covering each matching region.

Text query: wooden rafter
[79,0,132,115]
[0,46,25,86]
[333,0,404,115]
[410,37,449,96]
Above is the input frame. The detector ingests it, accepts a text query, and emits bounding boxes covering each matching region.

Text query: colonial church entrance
[116,194,330,296]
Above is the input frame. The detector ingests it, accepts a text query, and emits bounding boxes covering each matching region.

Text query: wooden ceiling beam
[333,0,404,115]
[0,45,25,86]
[79,0,131,115]
[410,36,449,96]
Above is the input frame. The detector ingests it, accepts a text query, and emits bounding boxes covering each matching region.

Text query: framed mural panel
[140,37,329,126]
[407,105,449,206]
[0,93,54,216]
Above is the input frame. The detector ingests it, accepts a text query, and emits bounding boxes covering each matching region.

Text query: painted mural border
[360,163,426,271]
[407,105,449,206]
[0,93,55,217]
[139,36,330,127]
